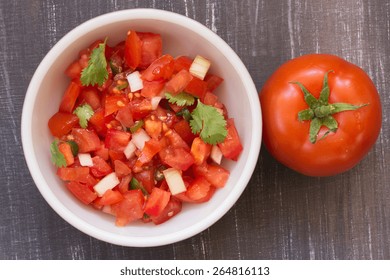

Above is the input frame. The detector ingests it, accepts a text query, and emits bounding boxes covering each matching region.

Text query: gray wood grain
[1,0,389,259]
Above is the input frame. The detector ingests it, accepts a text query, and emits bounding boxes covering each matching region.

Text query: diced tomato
[111,189,145,226]
[141,80,165,98]
[204,74,224,92]
[104,129,130,152]
[79,88,101,110]
[76,173,98,187]
[202,91,218,106]
[186,177,213,202]
[118,174,132,194]
[135,139,162,167]
[71,128,101,153]
[115,103,134,128]
[65,60,82,80]
[193,162,230,188]
[104,95,128,116]
[59,81,81,113]
[99,189,124,205]
[184,76,207,99]
[93,141,109,161]
[165,69,193,94]
[134,169,155,194]
[137,32,162,69]
[48,112,79,138]
[58,142,75,166]
[151,197,182,225]
[144,187,171,217]
[173,120,196,146]
[124,30,142,69]
[114,160,132,178]
[130,98,153,120]
[66,181,97,205]
[190,137,211,165]
[88,108,107,137]
[173,56,192,73]
[108,150,126,162]
[90,156,112,177]
[159,146,194,171]
[141,54,175,81]
[218,119,243,161]
[164,129,190,150]
[57,167,90,181]
[145,116,163,140]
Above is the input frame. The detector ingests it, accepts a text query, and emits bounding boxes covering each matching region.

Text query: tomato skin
[137,32,162,69]
[59,81,81,113]
[218,119,243,161]
[141,54,175,81]
[48,112,79,138]
[151,197,182,225]
[259,54,382,176]
[111,189,145,226]
[124,30,142,69]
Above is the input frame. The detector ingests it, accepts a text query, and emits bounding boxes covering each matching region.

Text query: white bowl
[21,9,262,247]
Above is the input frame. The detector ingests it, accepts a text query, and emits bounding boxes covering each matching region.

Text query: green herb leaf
[129,120,144,133]
[165,92,195,106]
[66,140,79,156]
[73,104,94,128]
[50,139,67,168]
[80,38,109,87]
[190,100,227,145]
[130,177,149,196]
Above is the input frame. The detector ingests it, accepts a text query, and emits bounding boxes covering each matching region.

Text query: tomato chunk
[57,167,90,181]
[59,81,81,113]
[104,129,130,152]
[141,54,175,81]
[124,30,142,69]
[99,189,124,205]
[71,128,101,153]
[66,181,97,205]
[111,189,145,226]
[144,187,171,217]
[193,162,230,188]
[58,142,75,166]
[165,69,193,94]
[190,137,211,165]
[48,112,79,138]
[218,119,243,161]
[151,197,182,225]
[138,32,162,69]
[159,146,194,171]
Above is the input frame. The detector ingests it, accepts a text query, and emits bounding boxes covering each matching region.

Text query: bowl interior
[24,10,261,246]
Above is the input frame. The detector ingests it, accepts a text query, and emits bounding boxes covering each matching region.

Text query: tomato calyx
[292,70,368,143]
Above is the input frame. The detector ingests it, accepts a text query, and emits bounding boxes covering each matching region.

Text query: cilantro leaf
[73,104,94,128]
[165,92,195,106]
[50,139,67,168]
[190,101,227,145]
[80,38,109,87]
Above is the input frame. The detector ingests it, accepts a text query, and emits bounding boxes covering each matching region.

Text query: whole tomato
[259,54,382,176]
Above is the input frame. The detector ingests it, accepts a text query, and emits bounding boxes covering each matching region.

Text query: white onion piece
[123,140,137,159]
[93,172,120,197]
[189,55,211,80]
[132,128,151,150]
[210,145,223,164]
[163,168,187,195]
[127,71,143,92]
[151,96,162,110]
[78,153,93,167]
[102,205,114,215]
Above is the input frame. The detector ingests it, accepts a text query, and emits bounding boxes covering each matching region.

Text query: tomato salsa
[48,30,243,226]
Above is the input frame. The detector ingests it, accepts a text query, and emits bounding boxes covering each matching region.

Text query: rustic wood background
[1,0,389,260]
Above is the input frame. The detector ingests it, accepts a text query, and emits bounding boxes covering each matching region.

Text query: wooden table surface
[1,0,389,260]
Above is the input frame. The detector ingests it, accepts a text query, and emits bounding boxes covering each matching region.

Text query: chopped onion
[151,96,162,110]
[93,172,120,197]
[210,145,223,164]
[126,71,143,92]
[163,168,187,195]
[124,140,137,159]
[132,128,151,150]
[189,55,211,80]
[78,153,93,167]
